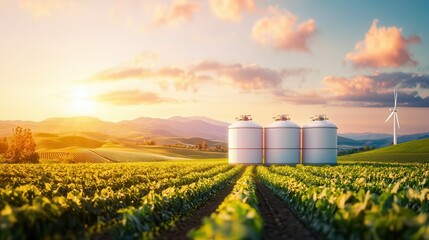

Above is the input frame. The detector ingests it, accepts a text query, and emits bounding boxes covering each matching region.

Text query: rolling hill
[338,138,429,163]
[36,135,105,150]
[31,129,228,163]
[361,138,429,154]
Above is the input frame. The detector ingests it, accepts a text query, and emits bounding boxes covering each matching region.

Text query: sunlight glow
[68,86,95,115]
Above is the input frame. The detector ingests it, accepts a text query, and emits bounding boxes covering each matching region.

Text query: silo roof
[265,120,300,129]
[303,120,337,129]
[229,120,262,129]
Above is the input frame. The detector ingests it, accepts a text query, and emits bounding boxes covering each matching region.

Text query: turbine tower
[385,89,400,145]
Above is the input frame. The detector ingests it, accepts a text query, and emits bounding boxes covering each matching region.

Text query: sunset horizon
[1,0,428,134]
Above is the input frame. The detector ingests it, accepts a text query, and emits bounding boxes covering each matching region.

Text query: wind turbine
[385,89,400,145]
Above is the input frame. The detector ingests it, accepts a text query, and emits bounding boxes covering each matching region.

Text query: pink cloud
[89,59,311,92]
[90,67,153,82]
[209,0,255,21]
[271,88,328,105]
[323,75,379,97]
[252,6,316,52]
[173,74,212,92]
[158,67,185,77]
[218,64,283,90]
[191,60,311,91]
[153,0,199,26]
[346,20,421,68]
[273,72,429,107]
[95,90,174,105]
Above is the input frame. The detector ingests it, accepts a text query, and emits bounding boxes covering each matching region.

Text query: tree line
[337,145,376,156]
[166,140,227,152]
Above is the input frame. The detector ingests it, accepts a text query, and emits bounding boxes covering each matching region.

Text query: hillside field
[33,132,227,163]
[339,138,429,163]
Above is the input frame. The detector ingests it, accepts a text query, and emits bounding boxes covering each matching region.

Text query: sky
[0,0,428,134]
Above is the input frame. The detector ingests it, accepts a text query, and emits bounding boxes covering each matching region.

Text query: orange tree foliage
[0,137,8,154]
[4,127,39,163]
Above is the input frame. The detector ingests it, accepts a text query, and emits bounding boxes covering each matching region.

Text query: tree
[195,141,208,151]
[4,127,39,163]
[201,141,208,151]
[0,137,8,154]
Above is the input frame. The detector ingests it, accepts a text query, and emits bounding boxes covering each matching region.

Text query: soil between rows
[157,170,318,240]
[255,180,319,240]
[156,176,239,240]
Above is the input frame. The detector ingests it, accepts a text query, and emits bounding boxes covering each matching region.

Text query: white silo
[302,114,337,165]
[228,115,263,164]
[265,115,300,165]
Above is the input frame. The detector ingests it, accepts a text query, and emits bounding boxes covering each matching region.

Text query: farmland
[34,132,227,163]
[1,160,429,239]
[339,138,429,163]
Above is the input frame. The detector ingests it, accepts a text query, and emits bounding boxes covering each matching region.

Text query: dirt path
[156,178,238,240]
[87,149,118,163]
[255,180,319,240]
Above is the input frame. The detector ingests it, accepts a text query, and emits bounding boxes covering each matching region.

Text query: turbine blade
[395,113,400,129]
[385,112,394,123]
[394,90,398,109]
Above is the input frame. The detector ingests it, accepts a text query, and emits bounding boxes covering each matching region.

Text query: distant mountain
[0,116,229,141]
[398,132,429,142]
[169,116,230,127]
[118,117,228,141]
[339,132,392,140]
[338,136,392,149]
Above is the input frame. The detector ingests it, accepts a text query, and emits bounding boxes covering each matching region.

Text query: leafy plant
[189,166,263,240]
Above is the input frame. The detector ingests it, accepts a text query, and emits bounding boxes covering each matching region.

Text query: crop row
[0,161,221,189]
[91,149,154,162]
[39,151,109,163]
[257,165,429,239]
[270,163,429,195]
[39,152,73,161]
[0,162,237,239]
[2,162,428,239]
[190,166,263,240]
[103,164,244,238]
[72,151,110,163]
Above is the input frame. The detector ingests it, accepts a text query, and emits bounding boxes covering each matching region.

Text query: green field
[33,132,227,163]
[2,131,429,238]
[339,138,429,163]
[1,161,428,239]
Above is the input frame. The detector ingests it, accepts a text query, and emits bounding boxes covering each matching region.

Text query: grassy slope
[35,132,227,163]
[97,145,226,161]
[363,138,429,153]
[129,145,227,159]
[339,138,429,163]
[36,135,105,150]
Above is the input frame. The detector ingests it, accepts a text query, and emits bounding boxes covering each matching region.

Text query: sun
[68,86,95,115]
